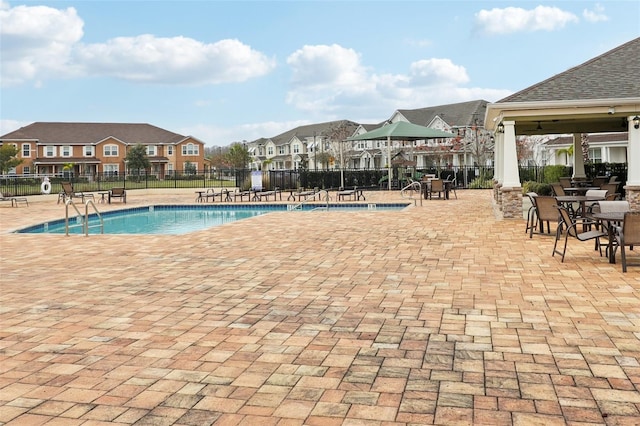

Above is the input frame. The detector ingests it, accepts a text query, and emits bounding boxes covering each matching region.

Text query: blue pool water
[16,203,409,235]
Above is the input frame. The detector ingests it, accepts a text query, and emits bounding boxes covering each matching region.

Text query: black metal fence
[0,163,628,197]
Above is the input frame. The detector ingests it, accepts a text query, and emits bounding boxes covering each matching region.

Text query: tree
[184,161,196,174]
[125,144,151,175]
[325,121,355,187]
[0,144,23,174]
[225,142,250,169]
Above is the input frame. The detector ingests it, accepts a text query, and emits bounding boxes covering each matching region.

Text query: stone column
[626,115,640,210]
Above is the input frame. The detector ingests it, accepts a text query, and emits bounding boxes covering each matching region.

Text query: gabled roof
[499,37,640,103]
[396,100,489,127]
[268,120,360,145]
[0,122,189,145]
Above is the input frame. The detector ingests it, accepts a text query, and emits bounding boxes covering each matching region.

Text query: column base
[497,186,523,219]
[624,185,640,211]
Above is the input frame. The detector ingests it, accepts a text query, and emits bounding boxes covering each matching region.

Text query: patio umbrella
[347,121,456,190]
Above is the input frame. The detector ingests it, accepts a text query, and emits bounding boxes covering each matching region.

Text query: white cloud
[475,6,579,35]
[0,3,275,87]
[181,120,310,145]
[583,4,609,23]
[0,119,31,136]
[284,44,510,122]
[74,35,276,85]
[0,3,84,86]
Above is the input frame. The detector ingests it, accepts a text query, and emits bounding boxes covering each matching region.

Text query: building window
[293,143,300,154]
[84,145,95,156]
[167,145,173,155]
[45,146,56,157]
[278,146,286,155]
[104,145,118,156]
[267,146,274,155]
[61,146,72,157]
[182,143,199,156]
[104,164,119,176]
[166,163,174,176]
[23,166,31,174]
[146,145,157,156]
[588,148,602,163]
[22,144,31,157]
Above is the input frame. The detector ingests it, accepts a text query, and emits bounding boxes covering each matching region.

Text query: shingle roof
[499,37,640,103]
[0,122,188,144]
[396,100,489,127]
[269,120,360,145]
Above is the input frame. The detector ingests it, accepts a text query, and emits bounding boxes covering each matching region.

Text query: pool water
[16,203,409,235]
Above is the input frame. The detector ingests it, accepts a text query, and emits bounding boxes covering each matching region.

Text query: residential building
[0,122,207,178]
[543,132,629,166]
[247,120,360,171]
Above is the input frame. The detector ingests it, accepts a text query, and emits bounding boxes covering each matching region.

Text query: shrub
[522,181,552,195]
[469,178,493,189]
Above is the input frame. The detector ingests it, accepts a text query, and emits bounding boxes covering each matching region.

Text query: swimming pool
[16,203,410,235]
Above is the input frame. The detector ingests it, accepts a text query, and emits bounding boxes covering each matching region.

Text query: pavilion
[485,37,640,218]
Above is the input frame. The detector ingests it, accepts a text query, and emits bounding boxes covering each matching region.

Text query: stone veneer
[499,186,523,219]
[625,185,640,211]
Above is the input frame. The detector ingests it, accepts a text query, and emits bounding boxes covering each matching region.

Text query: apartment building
[0,122,206,177]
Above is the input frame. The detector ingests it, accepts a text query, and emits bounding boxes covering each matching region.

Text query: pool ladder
[65,199,104,236]
[401,179,423,206]
[288,189,330,211]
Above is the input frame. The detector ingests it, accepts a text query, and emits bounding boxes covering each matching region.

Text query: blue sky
[1,1,638,147]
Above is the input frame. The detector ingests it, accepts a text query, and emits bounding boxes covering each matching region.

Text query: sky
[1,1,639,147]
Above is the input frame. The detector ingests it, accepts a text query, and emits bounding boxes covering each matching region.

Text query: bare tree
[324,121,356,187]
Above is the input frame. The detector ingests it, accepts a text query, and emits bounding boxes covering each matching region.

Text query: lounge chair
[59,182,92,204]
[108,187,126,203]
[1,192,28,207]
[337,186,363,201]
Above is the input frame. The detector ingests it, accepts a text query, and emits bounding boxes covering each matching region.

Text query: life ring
[41,181,51,194]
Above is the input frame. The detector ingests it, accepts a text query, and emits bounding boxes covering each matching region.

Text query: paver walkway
[0,189,638,425]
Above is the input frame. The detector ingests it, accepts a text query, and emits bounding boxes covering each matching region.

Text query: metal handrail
[84,199,104,235]
[401,179,423,206]
[288,188,330,211]
[65,198,103,236]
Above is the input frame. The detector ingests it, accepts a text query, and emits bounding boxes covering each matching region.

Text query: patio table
[555,195,605,219]
[592,211,626,264]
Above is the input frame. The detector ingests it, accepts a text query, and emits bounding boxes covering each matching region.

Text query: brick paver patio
[1,189,638,425]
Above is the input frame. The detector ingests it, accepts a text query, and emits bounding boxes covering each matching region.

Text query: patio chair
[614,211,640,272]
[583,189,609,215]
[559,177,572,188]
[552,205,606,262]
[591,176,608,187]
[551,183,566,196]
[530,195,560,238]
[427,179,445,199]
[108,187,126,203]
[525,192,538,235]
[600,182,619,196]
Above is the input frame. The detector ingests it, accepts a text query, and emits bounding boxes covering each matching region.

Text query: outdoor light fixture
[634,115,640,129]
[536,121,543,131]
[497,123,504,133]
